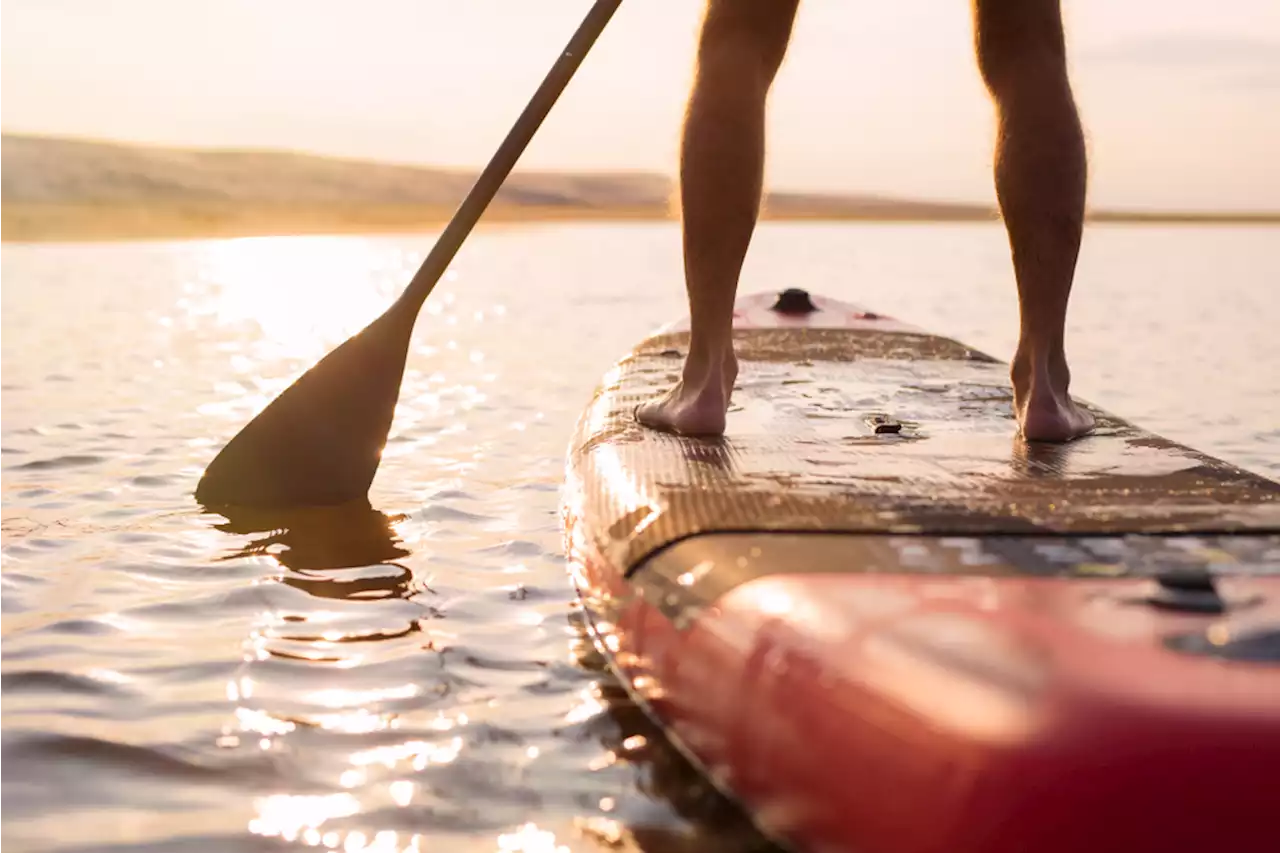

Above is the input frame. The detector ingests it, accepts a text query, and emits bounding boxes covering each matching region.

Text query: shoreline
[5,203,1278,244]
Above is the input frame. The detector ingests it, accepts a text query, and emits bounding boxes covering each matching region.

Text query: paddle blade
[195,303,417,509]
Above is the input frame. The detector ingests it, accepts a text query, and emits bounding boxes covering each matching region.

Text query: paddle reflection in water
[203,500,775,851]
[207,501,451,850]
[213,501,418,603]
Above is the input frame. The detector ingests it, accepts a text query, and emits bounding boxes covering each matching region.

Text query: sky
[3,0,1279,211]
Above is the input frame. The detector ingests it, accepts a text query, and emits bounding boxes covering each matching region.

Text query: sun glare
[191,235,422,365]
[497,823,571,853]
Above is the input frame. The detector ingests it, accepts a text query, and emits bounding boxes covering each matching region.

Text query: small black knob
[865,414,903,435]
[771,288,818,315]
[1149,568,1224,614]
[1156,568,1217,594]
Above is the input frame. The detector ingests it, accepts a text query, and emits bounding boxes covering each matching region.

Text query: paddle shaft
[402,0,624,309]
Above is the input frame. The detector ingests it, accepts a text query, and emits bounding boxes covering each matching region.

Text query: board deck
[567,290,1279,577]
[562,289,1280,853]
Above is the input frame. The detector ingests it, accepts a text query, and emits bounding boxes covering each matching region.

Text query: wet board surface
[566,290,1280,580]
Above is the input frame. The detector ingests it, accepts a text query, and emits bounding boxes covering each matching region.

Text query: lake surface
[3,221,1278,853]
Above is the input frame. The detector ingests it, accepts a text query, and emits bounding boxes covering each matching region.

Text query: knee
[698,0,799,84]
[973,0,1071,102]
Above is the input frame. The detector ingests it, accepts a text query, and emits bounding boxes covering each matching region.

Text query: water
[2,222,1277,853]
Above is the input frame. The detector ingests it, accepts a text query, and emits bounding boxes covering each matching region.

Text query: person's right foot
[1011,346,1095,442]
[635,350,738,437]
[1018,390,1096,442]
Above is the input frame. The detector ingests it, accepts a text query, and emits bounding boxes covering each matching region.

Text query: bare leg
[974,0,1095,441]
[636,0,799,436]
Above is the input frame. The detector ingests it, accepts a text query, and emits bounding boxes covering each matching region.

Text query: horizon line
[4,129,1279,220]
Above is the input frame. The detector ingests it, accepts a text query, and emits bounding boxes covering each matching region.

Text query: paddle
[195,0,624,509]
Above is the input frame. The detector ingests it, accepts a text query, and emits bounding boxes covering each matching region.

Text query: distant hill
[2,134,1274,242]
[1,133,674,208]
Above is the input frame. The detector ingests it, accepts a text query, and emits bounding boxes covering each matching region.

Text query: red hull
[566,520,1280,853]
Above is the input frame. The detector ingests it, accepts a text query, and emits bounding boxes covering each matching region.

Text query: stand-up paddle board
[562,288,1280,853]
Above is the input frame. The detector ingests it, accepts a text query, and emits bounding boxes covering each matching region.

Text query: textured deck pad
[566,323,1280,573]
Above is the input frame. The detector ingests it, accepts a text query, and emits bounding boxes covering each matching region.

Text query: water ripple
[10,453,107,471]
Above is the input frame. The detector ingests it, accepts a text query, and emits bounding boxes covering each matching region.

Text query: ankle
[1014,336,1067,373]
[683,342,732,381]
[1012,348,1072,405]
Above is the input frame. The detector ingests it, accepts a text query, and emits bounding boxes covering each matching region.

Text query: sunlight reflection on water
[195,235,414,357]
